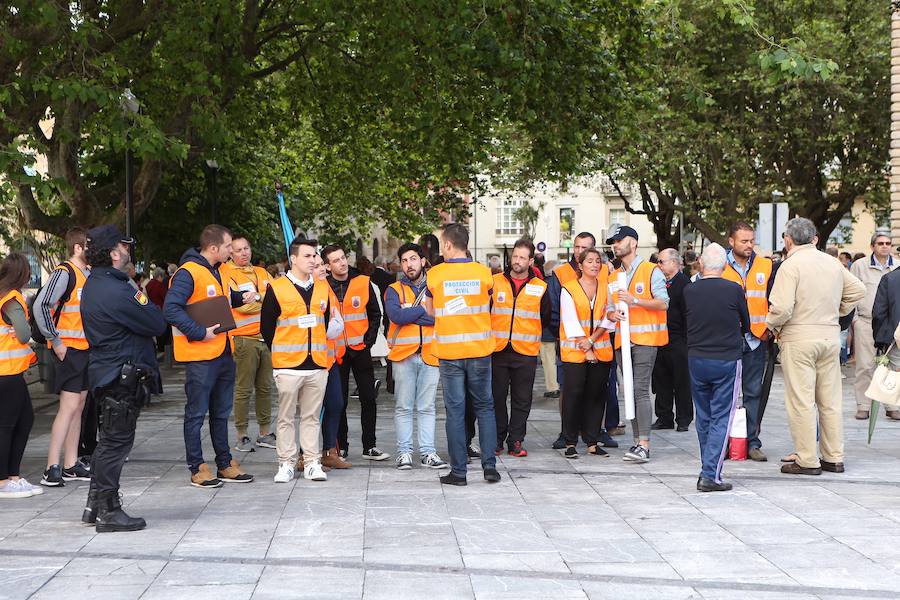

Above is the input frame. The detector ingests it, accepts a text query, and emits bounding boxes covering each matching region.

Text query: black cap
[605,225,639,245]
[86,225,135,249]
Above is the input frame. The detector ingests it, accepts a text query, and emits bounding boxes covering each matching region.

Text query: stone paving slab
[3,363,900,599]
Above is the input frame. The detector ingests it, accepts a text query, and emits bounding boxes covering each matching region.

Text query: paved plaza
[3,363,900,599]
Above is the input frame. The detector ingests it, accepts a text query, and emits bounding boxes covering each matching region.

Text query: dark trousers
[606,363,619,429]
[741,340,767,450]
[653,341,693,427]
[322,366,343,450]
[465,390,476,445]
[439,356,496,477]
[561,361,611,446]
[0,374,33,480]
[92,383,144,493]
[78,391,98,459]
[492,351,537,449]
[338,347,378,452]
[183,352,235,473]
[689,357,738,483]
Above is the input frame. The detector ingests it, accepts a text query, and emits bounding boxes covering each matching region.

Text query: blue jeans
[689,357,738,483]
[184,353,235,473]
[741,340,767,450]
[439,356,497,477]
[321,367,343,450]
[393,354,439,455]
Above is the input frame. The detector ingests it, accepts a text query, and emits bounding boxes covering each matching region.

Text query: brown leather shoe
[855,410,870,420]
[820,460,845,473]
[610,426,626,436]
[748,448,768,462]
[321,448,352,469]
[190,463,223,488]
[886,410,900,421]
[780,462,822,476]
[217,459,254,483]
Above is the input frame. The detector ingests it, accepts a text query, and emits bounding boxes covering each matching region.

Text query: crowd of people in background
[0,213,885,527]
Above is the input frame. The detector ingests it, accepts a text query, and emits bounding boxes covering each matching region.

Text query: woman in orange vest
[0,253,41,499]
[558,248,613,459]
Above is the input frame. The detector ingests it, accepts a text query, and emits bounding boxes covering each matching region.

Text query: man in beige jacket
[766,218,865,476]
[849,229,899,420]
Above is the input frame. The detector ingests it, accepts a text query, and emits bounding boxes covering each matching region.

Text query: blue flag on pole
[276,185,294,259]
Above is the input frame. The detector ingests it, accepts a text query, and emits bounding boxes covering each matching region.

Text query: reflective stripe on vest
[170,262,230,362]
[612,261,668,349]
[338,276,371,351]
[427,262,495,360]
[227,265,269,337]
[490,273,546,356]
[52,261,89,350]
[0,291,36,375]
[559,277,613,363]
[269,276,330,369]
[723,256,773,339]
[386,281,437,366]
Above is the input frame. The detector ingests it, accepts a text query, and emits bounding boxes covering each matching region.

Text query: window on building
[559,207,575,244]
[827,214,853,246]
[609,208,626,228]
[496,198,525,236]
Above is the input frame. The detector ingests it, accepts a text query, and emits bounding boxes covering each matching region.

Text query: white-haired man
[767,218,864,476]
[683,244,750,492]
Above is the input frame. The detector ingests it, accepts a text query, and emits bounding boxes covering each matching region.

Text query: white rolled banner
[616,272,635,420]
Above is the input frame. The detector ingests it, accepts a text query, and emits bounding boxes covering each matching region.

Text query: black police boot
[81,481,99,525]
[95,490,147,533]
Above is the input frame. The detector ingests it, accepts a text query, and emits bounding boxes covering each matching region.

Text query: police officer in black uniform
[80,226,166,532]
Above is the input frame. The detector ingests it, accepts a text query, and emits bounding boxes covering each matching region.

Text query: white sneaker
[421,453,449,469]
[304,460,327,481]
[0,480,30,499]
[17,478,42,496]
[396,452,413,470]
[273,461,294,483]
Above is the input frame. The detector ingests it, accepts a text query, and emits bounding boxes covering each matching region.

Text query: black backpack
[28,262,77,344]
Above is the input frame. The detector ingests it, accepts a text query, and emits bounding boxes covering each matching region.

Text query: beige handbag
[866,341,900,408]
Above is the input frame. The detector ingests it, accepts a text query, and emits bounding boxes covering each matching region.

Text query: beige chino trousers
[274,370,328,464]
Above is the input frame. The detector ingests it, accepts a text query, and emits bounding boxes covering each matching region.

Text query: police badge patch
[496,291,506,304]
[635,283,645,295]
[319,299,327,312]
[756,272,765,285]
[134,290,149,305]
[351,296,361,309]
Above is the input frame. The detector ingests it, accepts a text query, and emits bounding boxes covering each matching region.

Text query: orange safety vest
[612,260,668,348]
[170,261,231,362]
[723,254,773,339]
[491,273,546,356]
[336,276,371,351]
[559,278,613,363]
[554,261,578,286]
[268,276,330,369]
[227,264,270,338]
[427,260,494,360]
[50,261,89,350]
[386,280,437,366]
[0,290,37,376]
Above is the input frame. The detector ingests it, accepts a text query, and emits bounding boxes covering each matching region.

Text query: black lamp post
[121,88,140,238]
[205,159,220,223]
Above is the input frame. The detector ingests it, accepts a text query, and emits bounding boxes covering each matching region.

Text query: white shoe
[273,461,294,483]
[17,478,42,496]
[0,480,30,499]
[304,460,327,481]
[396,452,413,470]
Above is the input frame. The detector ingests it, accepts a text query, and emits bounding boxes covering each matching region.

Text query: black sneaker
[599,430,619,448]
[564,446,578,459]
[552,433,566,450]
[651,421,674,430]
[440,473,467,486]
[361,447,390,461]
[698,477,733,492]
[466,445,481,458]
[41,464,65,487]
[62,462,92,481]
[339,449,349,459]
[484,468,501,483]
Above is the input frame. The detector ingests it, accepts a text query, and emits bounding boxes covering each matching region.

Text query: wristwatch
[631,297,638,306]
[254,293,261,302]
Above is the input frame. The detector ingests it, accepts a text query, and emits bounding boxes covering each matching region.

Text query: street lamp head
[120,88,140,115]
[205,159,219,170]
[771,190,784,201]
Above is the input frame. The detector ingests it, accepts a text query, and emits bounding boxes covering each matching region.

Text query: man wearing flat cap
[80,225,167,532]
[604,225,670,464]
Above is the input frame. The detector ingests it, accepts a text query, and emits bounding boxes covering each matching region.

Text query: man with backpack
[33,227,93,487]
